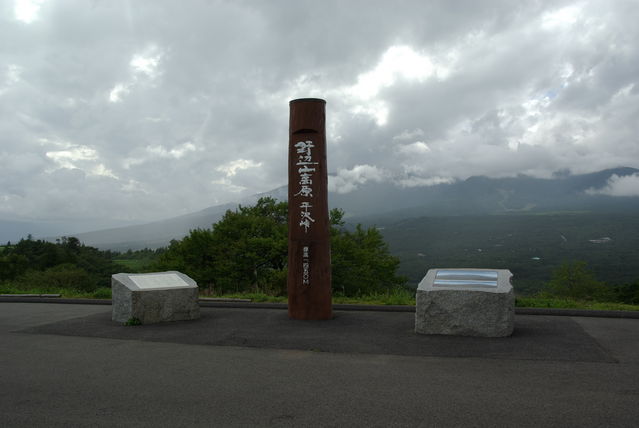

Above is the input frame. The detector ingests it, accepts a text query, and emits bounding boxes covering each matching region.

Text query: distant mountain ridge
[339,166,639,223]
[44,186,289,251]
[4,167,637,251]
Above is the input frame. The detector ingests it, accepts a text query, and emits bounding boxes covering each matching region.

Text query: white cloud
[14,0,45,24]
[46,146,98,169]
[108,83,129,103]
[350,101,389,126]
[343,45,454,126]
[216,159,263,177]
[131,55,158,77]
[586,174,639,197]
[349,45,449,100]
[397,175,454,188]
[91,164,118,179]
[542,5,581,30]
[328,165,388,194]
[397,141,431,155]
[108,46,164,102]
[44,145,119,179]
[211,177,247,193]
[130,46,163,78]
[145,142,198,159]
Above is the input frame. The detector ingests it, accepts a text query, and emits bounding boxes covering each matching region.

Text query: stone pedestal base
[415,269,514,337]
[112,271,200,325]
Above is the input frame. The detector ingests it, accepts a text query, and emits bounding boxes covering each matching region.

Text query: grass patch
[333,288,415,306]
[91,287,112,299]
[205,292,287,303]
[0,284,112,299]
[516,296,639,311]
[204,288,416,306]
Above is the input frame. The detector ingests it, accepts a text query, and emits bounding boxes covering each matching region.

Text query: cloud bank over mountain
[587,174,639,197]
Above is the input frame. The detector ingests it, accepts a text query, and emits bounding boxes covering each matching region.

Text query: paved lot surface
[1,302,638,427]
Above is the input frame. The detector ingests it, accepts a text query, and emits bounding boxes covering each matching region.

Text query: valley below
[370,213,639,293]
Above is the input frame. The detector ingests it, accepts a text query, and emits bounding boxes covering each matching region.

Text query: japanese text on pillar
[295,140,317,233]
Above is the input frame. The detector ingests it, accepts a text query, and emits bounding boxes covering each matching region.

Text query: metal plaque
[130,273,190,289]
[434,270,499,288]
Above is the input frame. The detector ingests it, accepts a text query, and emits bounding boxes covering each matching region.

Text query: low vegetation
[514,297,639,311]
[0,284,112,300]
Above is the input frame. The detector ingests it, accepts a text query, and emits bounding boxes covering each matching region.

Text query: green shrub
[13,264,97,292]
[542,261,612,301]
[611,282,639,305]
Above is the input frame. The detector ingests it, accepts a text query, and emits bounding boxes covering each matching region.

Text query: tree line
[1,198,637,304]
[0,198,407,297]
[0,236,123,292]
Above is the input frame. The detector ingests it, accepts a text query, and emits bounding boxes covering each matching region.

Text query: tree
[543,261,612,300]
[155,197,289,294]
[156,234,213,288]
[211,197,288,293]
[612,281,639,305]
[0,253,29,281]
[155,198,406,296]
[331,223,406,295]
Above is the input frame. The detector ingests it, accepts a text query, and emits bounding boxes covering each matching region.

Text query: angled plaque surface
[434,270,498,288]
[129,273,189,289]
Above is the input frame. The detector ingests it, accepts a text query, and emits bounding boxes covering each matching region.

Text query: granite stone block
[112,271,200,324]
[415,268,514,337]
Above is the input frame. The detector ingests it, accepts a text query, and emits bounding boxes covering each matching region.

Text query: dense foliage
[330,220,406,296]
[154,197,407,296]
[0,236,121,292]
[543,261,609,300]
[541,260,639,304]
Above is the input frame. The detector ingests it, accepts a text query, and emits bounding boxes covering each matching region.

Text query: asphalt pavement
[1,302,638,427]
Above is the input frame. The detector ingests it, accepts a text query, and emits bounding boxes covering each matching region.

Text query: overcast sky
[1,0,638,226]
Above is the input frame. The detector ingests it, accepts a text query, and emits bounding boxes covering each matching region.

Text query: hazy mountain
[341,167,639,224]
[0,218,141,245]
[4,167,636,251]
[45,186,289,251]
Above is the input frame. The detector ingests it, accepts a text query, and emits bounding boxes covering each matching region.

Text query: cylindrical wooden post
[287,98,332,320]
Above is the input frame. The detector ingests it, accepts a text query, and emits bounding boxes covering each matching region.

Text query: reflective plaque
[129,273,189,289]
[434,270,498,288]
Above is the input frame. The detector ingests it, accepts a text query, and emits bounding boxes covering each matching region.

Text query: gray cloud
[0,0,638,225]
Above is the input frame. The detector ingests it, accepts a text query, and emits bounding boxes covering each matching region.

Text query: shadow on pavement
[19,307,615,363]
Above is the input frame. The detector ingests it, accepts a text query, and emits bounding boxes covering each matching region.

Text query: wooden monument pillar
[287,98,332,320]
